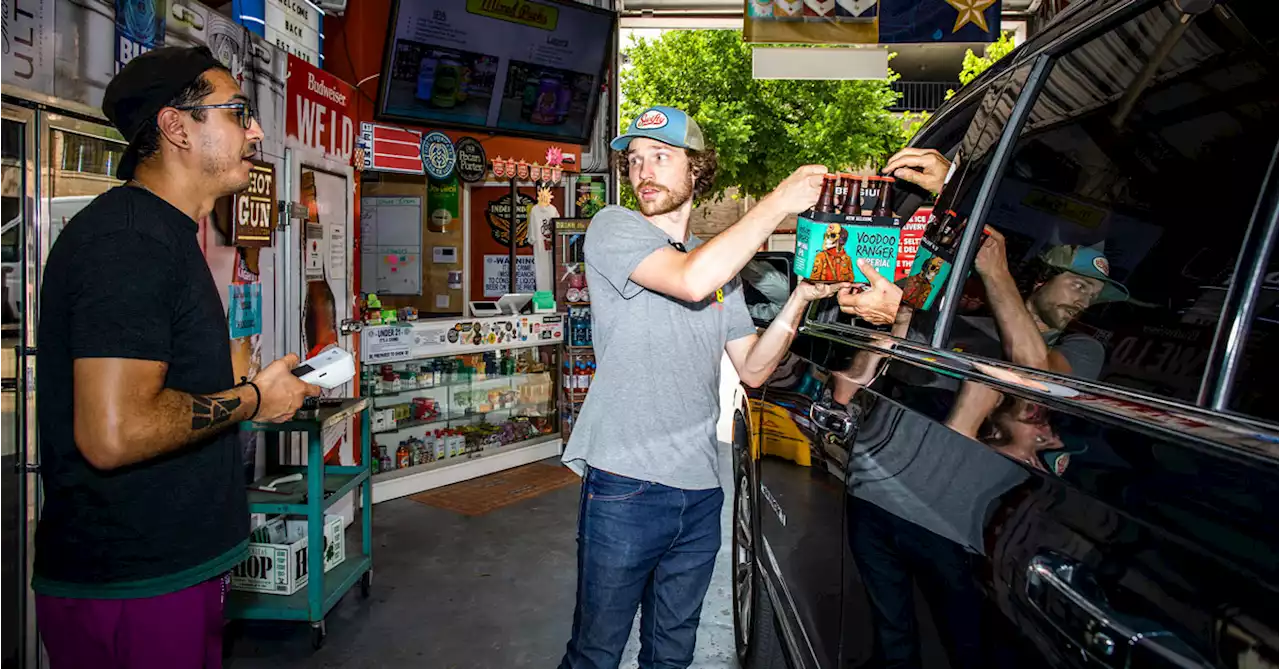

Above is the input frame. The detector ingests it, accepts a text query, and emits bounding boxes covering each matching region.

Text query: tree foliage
[619,30,909,201]
[946,32,1016,99]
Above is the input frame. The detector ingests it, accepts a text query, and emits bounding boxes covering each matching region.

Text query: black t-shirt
[34,186,248,591]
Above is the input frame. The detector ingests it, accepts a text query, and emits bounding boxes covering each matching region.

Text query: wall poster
[468,184,536,302]
[299,168,354,465]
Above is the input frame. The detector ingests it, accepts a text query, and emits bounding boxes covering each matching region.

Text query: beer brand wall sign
[358,122,425,174]
[455,137,488,183]
[115,0,166,73]
[421,131,457,180]
[285,54,356,164]
[233,160,276,247]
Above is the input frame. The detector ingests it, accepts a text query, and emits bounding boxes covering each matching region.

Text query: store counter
[359,314,566,503]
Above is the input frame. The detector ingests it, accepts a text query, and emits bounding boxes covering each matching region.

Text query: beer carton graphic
[898,237,952,311]
[794,211,902,284]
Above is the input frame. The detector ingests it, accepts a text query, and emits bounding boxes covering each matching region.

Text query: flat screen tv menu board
[377,0,617,145]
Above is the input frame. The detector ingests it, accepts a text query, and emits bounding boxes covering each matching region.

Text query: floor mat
[409,462,581,516]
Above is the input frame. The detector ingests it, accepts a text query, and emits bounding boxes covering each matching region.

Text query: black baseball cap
[102,45,226,180]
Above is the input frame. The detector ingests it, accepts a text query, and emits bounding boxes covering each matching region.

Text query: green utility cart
[226,398,373,649]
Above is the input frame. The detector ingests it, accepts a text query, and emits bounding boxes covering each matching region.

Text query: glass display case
[360,315,566,503]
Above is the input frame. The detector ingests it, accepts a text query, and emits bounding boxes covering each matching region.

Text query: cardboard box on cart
[231,514,346,595]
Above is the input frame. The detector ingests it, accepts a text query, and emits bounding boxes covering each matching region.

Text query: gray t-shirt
[561,206,758,490]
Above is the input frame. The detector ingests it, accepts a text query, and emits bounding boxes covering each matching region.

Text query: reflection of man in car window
[965,229,1129,380]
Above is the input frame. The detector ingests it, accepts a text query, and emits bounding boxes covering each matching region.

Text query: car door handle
[1026,553,1211,669]
[809,397,857,442]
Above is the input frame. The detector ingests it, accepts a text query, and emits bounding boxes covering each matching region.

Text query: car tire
[732,413,788,669]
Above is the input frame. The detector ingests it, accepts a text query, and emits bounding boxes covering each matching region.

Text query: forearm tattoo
[192,394,242,430]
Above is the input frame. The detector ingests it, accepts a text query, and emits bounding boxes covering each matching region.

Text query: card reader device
[291,346,356,389]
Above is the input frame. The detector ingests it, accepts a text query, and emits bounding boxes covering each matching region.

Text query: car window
[936,0,1276,404]
[808,65,1034,332]
[741,255,792,325]
[1226,247,1278,421]
[875,64,1035,339]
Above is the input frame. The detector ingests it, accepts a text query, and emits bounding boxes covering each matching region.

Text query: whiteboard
[361,196,422,248]
[361,196,424,295]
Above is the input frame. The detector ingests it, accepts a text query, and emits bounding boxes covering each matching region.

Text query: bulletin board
[361,196,423,295]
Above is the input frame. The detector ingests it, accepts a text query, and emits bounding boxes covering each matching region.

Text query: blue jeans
[559,468,724,669]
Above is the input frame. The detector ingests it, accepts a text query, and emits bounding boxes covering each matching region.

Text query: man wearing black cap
[33,46,319,668]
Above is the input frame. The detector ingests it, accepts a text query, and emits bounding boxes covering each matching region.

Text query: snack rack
[553,217,595,438]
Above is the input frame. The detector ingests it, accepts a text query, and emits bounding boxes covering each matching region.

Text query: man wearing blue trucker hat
[558,105,898,669]
[967,227,1128,380]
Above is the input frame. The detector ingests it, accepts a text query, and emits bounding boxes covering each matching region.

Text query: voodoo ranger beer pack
[794,174,902,284]
[899,208,981,311]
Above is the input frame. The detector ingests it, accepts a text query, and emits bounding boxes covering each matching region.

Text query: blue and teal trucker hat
[1040,245,1129,303]
[611,106,706,152]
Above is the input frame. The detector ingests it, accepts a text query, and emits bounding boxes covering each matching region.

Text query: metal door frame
[3,99,40,669]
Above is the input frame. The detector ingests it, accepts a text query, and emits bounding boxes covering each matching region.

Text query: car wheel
[732,414,787,669]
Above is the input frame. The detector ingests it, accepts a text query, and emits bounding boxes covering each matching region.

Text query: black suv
[732,1,1277,668]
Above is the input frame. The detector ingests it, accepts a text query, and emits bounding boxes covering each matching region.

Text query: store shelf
[226,554,372,622]
[564,345,594,351]
[371,402,553,435]
[372,434,563,503]
[368,371,550,398]
[245,466,370,515]
[565,301,591,307]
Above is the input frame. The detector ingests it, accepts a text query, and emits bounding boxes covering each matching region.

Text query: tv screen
[377,0,617,145]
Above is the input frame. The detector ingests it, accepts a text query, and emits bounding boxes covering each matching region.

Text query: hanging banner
[286,53,356,164]
[878,0,1001,43]
[115,0,167,73]
[359,122,425,174]
[743,0,876,45]
[743,0,1000,44]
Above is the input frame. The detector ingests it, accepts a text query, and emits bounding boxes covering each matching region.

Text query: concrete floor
[226,443,738,669]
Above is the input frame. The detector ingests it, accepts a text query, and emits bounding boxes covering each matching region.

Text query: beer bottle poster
[299,169,355,465]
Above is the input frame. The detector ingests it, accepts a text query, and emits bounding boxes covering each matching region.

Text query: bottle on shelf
[432,430,445,460]
[378,443,393,473]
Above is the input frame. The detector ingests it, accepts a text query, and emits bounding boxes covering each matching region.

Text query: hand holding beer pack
[837,259,903,325]
[771,165,829,215]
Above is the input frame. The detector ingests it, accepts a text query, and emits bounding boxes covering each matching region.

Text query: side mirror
[741,252,795,327]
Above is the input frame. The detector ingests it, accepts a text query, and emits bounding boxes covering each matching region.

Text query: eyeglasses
[173,102,257,129]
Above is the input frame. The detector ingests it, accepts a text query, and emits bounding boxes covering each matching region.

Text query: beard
[636,178,693,216]
[202,138,256,196]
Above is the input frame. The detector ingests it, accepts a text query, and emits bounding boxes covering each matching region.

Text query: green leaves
[946,31,1016,99]
[619,30,908,202]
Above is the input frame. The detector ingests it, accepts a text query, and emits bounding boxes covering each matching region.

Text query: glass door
[40,114,127,257]
[3,102,38,669]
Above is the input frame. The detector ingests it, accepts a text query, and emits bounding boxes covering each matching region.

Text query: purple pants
[36,574,229,669]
